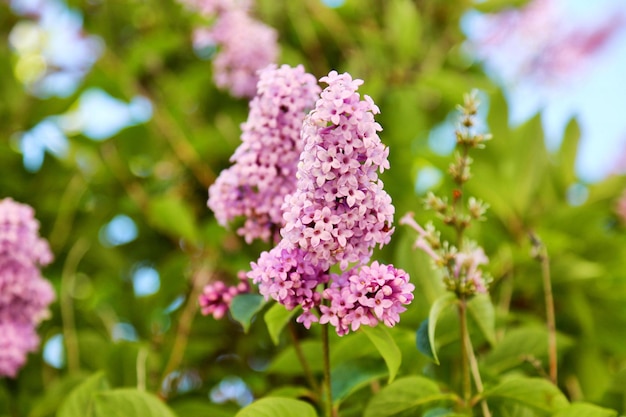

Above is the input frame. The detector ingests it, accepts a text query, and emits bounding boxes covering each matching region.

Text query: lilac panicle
[200,9,279,98]
[320,262,414,336]
[0,198,53,266]
[248,71,413,336]
[248,243,329,313]
[0,321,39,378]
[208,64,321,243]
[199,271,250,320]
[281,70,394,271]
[0,198,54,378]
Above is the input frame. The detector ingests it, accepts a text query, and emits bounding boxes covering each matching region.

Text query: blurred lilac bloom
[0,198,54,378]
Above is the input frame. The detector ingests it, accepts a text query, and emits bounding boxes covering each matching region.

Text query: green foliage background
[2,0,626,416]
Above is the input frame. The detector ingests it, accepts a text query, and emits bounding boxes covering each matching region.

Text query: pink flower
[208,64,320,243]
[0,198,54,378]
[280,71,394,271]
[199,272,250,320]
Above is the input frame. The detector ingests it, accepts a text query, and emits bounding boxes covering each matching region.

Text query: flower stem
[530,232,557,384]
[159,265,211,398]
[289,322,319,393]
[457,298,472,408]
[321,321,336,417]
[60,238,90,374]
[464,324,491,417]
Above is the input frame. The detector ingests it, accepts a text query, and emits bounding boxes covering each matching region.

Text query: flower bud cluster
[182,0,279,98]
[0,198,54,378]
[208,64,320,243]
[401,93,492,297]
[199,272,250,320]
[400,213,489,296]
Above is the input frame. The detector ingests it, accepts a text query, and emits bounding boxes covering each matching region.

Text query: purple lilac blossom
[0,259,55,325]
[208,64,320,243]
[0,198,53,266]
[281,70,394,271]
[249,71,413,335]
[0,321,39,378]
[248,244,329,312]
[319,262,414,336]
[193,9,279,98]
[0,198,54,378]
[199,272,250,320]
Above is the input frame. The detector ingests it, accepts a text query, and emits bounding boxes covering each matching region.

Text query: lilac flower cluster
[208,64,320,243]
[0,198,54,378]
[281,71,394,271]
[249,71,413,336]
[248,245,329,311]
[199,272,250,320]
[316,262,414,336]
[182,0,279,98]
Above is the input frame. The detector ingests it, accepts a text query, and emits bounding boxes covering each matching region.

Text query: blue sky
[463,0,626,183]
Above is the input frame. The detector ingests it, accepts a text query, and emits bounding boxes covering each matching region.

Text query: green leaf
[364,376,458,417]
[473,0,528,13]
[266,385,315,400]
[423,408,466,417]
[557,118,581,186]
[147,195,199,243]
[361,326,402,383]
[483,326,573,373]
[170,399,237,417]
[467,293,496,346]
[416,318,433,361]
[92,389,177,417]
[384,0,421,64]
[28,372,90,417]
[265,302,301,345]
[230,294,266,333]
[483,377,569,414]
[552,402,618,417]
[235,397,317,417]
[426,292,457,364]
[331,358,387,405]
[57,371,109,417]
[268,340,324,375]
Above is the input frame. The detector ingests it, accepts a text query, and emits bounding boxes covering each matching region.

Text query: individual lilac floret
[208,64,320,243]
[281,71,394,271]
[201,9,279,98]
[0,321,39,378]
[199,272,250,320]
[248,244,329,313]
[319,262,414,336]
